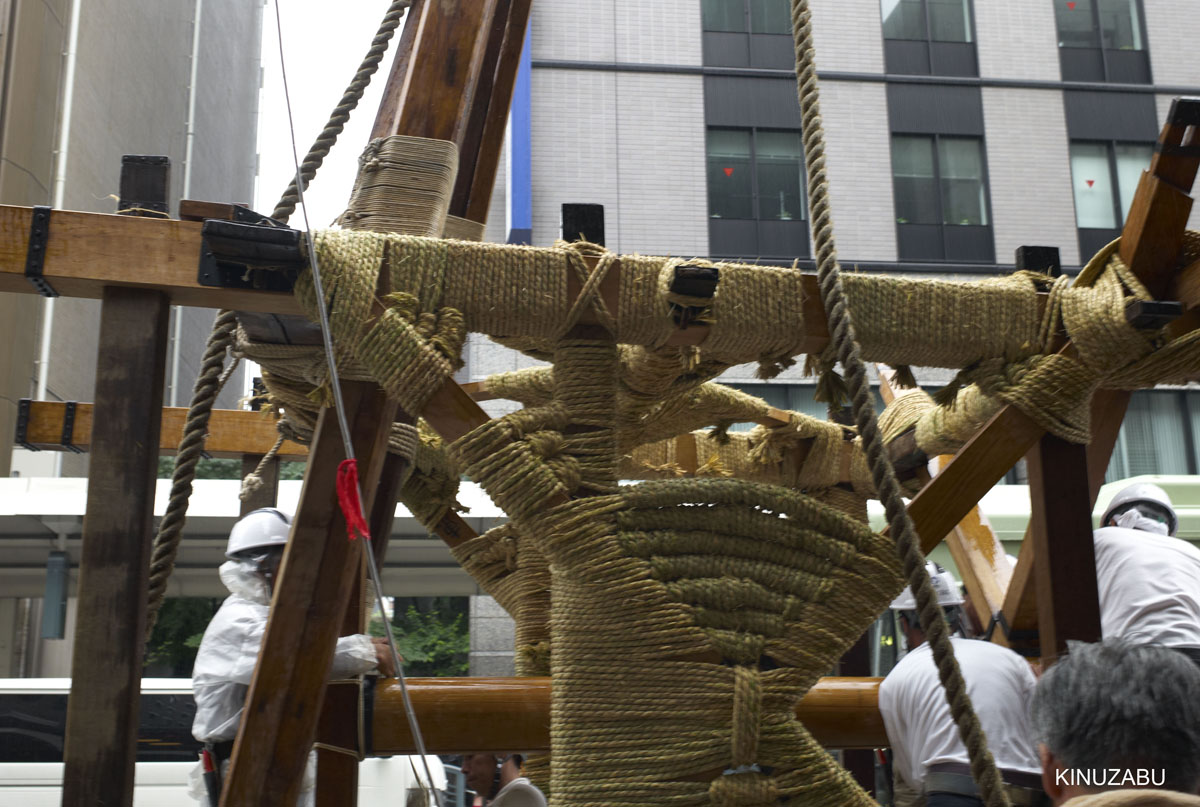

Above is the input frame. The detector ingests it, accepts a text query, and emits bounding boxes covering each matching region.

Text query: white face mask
[218,558,273,604]
[1114,508,1170,536]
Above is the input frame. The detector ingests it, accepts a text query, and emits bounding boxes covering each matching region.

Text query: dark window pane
[0,694,67,762]
[1070,141,1117,229]
[881,0,926,40]
[928,0,971,42]
[937,137,987,225]
[707,129,754,219]
[1055,0,1099,48]
[1098,0,1142,50]
[703,0,747,33]
[892,135,939,224]
[1114,142,1152,222]
[749,0,791,34]
[755,131,805,221]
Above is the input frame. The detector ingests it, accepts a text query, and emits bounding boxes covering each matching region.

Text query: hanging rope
[271,0,412,223]
[145,309,238,638]
[787,2,1011,806]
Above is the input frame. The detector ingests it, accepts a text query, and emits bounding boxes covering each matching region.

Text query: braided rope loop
[787,2,1011,806]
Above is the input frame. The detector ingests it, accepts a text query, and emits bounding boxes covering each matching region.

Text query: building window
[892,134,993,262]
[880,0,977,76]
[701,0,794,68]
[1069,140,1152,259]
[1053,0,1151,83]
[1106,390,1200,481]
[702,0,790,34]
[707,128,809,260]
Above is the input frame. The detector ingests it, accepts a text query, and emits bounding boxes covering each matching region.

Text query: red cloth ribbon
[336,458,372,542]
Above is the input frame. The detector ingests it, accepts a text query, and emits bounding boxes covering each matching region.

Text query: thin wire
[272,6,441,804]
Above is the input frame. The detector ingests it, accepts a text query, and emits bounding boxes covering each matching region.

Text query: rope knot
[558,240,618,334]
[708,770,777,807]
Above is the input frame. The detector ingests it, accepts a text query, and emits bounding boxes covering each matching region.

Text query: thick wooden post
[1024,435,1102,662]
[61,155,172,807]
[239,453,281,514]
[60,288,169,806]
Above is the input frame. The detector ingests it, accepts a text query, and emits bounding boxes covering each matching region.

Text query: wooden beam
[996,389,1130,651]
[240,453,281,515]
[16,400,308,460]
[61,288,170,807]
[459,0,533,224]
[890,403,1046,554]
[222,384,398,806]
[876,369,1012,632]
[370,676,888,753]
[1025,433,1102,662]
[0,206,300,313]
[369,0,500,145]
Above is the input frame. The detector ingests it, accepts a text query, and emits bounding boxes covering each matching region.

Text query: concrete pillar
[468,595,515,676]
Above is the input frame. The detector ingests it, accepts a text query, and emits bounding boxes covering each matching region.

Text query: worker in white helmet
[879,562,1044,807]
[186,508,395,806]
[1095,482,1200,669]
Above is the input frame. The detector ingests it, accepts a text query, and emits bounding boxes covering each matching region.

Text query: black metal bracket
[1014,245,1062,278]
[15,398,39,451]
[197,218,304,292]
[60,401,84,454]
[982,609,1010,642]
[669,264,719,329]
[1167,96,1200,127]
[25,206,58,297]
[1125,299,1184,329]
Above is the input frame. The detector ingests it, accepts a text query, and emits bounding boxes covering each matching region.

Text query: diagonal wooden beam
[876,369,1012,633]
[222,384,398,806]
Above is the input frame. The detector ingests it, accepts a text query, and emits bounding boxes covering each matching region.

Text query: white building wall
[1144,0,1200,86]
[819,82,897,263]
[982,87,1080,267]
[615,0,703,66]
[612,73,708,256]
[530,68,620,246]
[810,0,885,74]
[974,1,1061,81]
[532,0,616,62]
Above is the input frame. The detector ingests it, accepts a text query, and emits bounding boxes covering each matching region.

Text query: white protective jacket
[187,559,378,804]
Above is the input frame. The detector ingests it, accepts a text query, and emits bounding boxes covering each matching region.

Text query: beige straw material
[338,135,458,237]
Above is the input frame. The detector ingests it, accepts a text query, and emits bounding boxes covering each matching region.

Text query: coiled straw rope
[144,0,411,639]
[787,1,1011,805]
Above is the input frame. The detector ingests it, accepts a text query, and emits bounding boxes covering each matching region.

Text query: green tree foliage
[156,456,307,480]
[371,597,469,677]
[143,597,220,677]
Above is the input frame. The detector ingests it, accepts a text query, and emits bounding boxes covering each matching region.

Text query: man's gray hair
[1031,639,1200,793]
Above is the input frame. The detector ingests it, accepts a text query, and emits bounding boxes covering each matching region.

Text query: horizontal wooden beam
[17,400,308,460]
[0,206,301,314]
[370,675,885,753]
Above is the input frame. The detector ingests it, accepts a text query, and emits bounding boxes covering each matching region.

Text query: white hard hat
[1101,482,1177,536]
[226,508,292,558]
[889,562,964,610]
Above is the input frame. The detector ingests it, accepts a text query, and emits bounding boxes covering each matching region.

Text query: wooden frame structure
[3,0,1198,801]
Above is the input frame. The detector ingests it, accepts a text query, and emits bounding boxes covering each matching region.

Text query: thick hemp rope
[144,1,412,638]
[145,309,238,638]
[788,1,1010,805]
